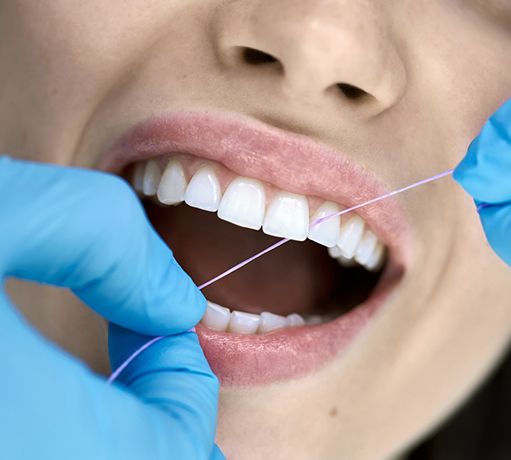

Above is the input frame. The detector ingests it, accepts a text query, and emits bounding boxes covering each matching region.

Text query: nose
[212,0,407,115]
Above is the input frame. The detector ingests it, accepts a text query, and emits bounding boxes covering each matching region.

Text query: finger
[479,203,511,266]
[453,99,511,204]
[0,290,218,460]
[109,324,220,459]
[0,157,205,335]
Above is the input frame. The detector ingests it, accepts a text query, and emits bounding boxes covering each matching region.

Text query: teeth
[133,162,146,192]
[262,192,309,241]
[258,312,288,333]
[337,254,357,267]
[142,160,161,196]
[200,302,307,334]
[286,313,306,327]
[184,166,221,212]
[328,245,344,258]
[218,177,266,230]
[157,160,187,205]
[364,241,385,272]
[354,229,378,266]
[308,201,341,247]
[201,301,231,332]
[327,223,385,271]
[337,215,365,259]
[228,311,261,334]
[133,157,388,275]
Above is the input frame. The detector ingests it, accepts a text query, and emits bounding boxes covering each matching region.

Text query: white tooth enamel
[308,202,341,247]
[328,245,344,258]
[337,215,365,259]
[354,230,378,266]
[133,162,146,192]
[262,192,309,241]
[184,166,221,212]
[258,311,288,333]
[337,254,356,267]
[142,160,161,196]
[201,302,231,332]
[228,311,261,334]
[217,177,266,230]
[157,160,187,205]
[364,242,385,271]
[286,313,306,328]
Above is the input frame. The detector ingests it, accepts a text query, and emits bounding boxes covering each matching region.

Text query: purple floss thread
[107,168,454,385]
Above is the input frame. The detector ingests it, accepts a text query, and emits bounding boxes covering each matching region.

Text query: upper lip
[100,110,411,266]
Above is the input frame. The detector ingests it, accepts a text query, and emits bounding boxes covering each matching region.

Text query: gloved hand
[0,157,224,460]
[454,98,511,267]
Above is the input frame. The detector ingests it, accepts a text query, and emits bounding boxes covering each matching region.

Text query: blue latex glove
[454,99,511,267]
[0,157,224,460]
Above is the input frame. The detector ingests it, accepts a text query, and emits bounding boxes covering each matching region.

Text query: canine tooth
[258,312,288,333]
[337,215,365,259]
[262,192,309,241]
[308,202,341,247]
[364,242,385,271]
[354,230,378,266]
[228,311,260,334]
[184,166,221,212]
[157,160,187,205]
[142,160,161,196]
[133,162,146,192]
[218,177,266,230]
[201,302,231,332]
[286,313,306,327]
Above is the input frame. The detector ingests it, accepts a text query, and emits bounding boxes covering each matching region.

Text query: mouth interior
[144,200,384,320]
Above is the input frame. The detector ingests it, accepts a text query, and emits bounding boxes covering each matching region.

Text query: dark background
[409,343,511,460]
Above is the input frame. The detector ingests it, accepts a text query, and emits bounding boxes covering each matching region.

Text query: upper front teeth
[218,177,266,230]
[262,191,309,241]
[134,158,386,271]
[202,301,307,334]
[184,165,222,212]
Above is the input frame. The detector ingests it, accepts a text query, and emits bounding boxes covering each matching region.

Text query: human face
[2,1,511,459]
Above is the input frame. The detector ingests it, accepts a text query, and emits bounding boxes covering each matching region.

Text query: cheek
[0,0,188,163]
[395,0,511,158]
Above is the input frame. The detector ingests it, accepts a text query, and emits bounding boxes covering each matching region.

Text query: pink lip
[101,110,411,386]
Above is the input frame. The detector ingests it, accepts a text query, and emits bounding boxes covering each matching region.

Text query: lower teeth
[200,301,323,334]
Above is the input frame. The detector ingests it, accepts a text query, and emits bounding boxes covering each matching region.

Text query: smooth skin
[1,1,510,459]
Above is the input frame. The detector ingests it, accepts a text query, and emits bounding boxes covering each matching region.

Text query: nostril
[337,83,367,100]
[240,47,279,65]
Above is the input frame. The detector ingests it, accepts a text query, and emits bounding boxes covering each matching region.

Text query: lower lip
[196,263,403,387]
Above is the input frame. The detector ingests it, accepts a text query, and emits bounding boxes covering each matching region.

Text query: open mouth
[101,111,410,386]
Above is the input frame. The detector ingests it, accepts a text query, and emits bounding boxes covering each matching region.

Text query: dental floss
[107,168,454,385]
